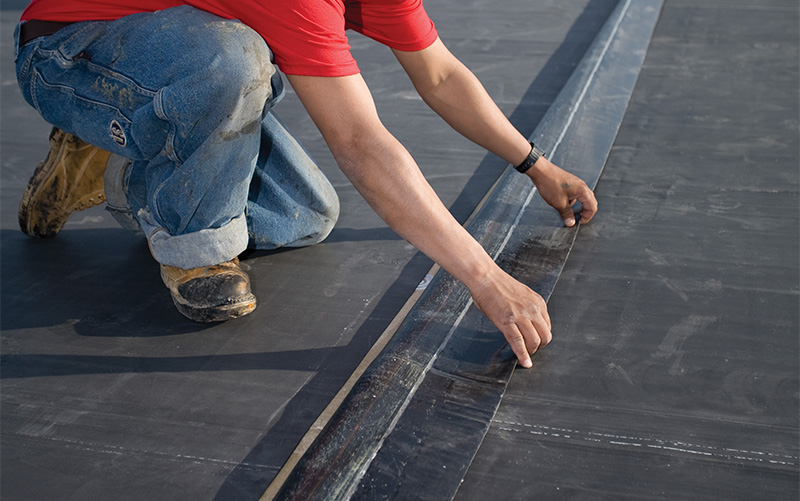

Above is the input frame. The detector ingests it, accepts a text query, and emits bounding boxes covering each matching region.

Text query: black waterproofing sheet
[1,0,797,499]
[459,1,800,499]
[0,1,626,500]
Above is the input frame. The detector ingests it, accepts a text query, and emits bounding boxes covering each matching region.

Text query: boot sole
[172,294,257,323]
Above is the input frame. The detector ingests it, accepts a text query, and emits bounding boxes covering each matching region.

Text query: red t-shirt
[20,0,438,76]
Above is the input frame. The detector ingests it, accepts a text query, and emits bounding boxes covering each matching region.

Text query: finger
[577,187,598,223]
[558,204,577,227]
[531,313,552,348]
[518,319,542,356]
[504,324,533,368]
[532,292,551,330]
[541,304,551,331]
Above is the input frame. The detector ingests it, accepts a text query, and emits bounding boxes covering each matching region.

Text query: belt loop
[13,21,23,59]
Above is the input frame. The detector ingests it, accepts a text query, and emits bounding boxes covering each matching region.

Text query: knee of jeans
[204,23,276,113]
[314,192,340,244]
[299,209,338,247]
[322,193,341,228]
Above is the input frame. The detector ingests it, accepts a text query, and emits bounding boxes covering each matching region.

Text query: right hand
[469,267,552,368]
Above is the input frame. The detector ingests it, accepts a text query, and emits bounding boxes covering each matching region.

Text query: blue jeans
[14,6,339,269]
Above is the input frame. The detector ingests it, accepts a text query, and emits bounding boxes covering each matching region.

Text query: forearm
[394,40,530,166]
[426,67,529,164]
[332,130,497,289]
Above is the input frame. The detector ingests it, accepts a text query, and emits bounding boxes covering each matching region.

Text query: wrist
[461,257,508,296]
[524,155,553,184]
[446,242,499,292]
[514,142,546,174]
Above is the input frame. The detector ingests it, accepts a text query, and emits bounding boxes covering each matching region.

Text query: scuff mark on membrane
[605,362,636,387]
[661,276,690,302]
[652,315,717,376]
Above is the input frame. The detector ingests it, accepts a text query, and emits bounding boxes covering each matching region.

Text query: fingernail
[522,359,533,368]
[566,218,575,227]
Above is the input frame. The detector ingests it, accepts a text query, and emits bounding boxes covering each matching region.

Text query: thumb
[558,205,576,227]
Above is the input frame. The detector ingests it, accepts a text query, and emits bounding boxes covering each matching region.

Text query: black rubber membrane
[0,1,623,500]
[458,1,800,499]
[1,0,796,499]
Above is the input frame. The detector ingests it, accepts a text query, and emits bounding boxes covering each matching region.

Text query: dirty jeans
[14,6,339,269]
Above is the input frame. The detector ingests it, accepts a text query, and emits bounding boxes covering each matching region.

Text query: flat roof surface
[1,0,798,500]
[459,1,799,499]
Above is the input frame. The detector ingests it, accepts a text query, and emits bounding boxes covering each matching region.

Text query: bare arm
[288,73,551,368]
[393,38,597,226]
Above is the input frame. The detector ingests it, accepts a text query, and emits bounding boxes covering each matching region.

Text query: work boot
[19,127,110,238]
[160,257,257,322]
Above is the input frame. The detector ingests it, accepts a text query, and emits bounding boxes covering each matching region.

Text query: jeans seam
[29,69,40,113]
[18,52,31,82]
[16,42,39,83]
[32,46,157,118]
[150,181,167,229]
[84,60,158,97]
[153,88,180,164]
[33,70,138,124]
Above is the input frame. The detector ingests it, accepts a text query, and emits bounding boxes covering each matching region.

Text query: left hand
[526,156,598,227]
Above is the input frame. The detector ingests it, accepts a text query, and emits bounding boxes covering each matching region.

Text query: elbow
[327,126,390,185]
[327,128,376,171]
[329,128,413,194]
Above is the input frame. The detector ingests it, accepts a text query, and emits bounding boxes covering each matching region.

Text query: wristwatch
[514,142,546,174]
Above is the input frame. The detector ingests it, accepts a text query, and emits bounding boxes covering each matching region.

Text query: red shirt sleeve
[344,0,438,52]
[190,0,438,76]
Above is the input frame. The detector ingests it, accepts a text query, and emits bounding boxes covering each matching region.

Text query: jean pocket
[31,68,152,160]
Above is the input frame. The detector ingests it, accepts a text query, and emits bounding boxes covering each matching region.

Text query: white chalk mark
[493,419,798,467]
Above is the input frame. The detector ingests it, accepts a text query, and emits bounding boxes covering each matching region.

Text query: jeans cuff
[140,210,249,269]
